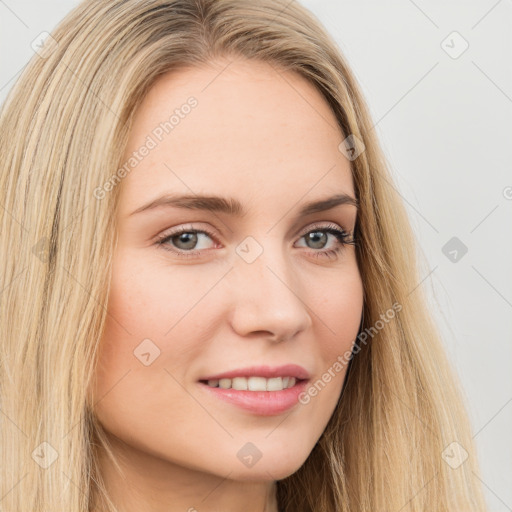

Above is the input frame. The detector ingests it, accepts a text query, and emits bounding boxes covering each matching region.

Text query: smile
[198,378,309,416]
[202,376,298,391]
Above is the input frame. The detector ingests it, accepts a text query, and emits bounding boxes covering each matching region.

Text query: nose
[227,245,313,343]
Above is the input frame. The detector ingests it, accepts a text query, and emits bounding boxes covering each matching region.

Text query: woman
[0,0,487,511]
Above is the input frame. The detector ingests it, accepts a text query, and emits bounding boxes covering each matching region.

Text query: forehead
[117,58,355,216]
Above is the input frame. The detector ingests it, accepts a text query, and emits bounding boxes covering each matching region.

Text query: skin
[90,56,364,512]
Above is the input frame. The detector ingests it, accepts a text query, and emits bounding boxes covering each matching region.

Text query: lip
[198,378,309,416]
[199,364,311,381]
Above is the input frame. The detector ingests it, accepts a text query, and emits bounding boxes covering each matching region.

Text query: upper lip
[199,364,311,381]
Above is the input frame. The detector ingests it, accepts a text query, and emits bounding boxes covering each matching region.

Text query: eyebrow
[128,192,358,217]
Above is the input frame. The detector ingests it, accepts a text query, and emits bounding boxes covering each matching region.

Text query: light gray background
[1,1,511,510]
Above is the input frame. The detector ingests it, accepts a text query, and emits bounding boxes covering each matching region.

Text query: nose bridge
[228,235,312,340]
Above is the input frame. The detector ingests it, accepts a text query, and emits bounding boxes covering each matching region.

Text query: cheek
[282,267,363,449]
[304,267,363,400]
[90,255,206,439]
[106,249,223,336]
[314,267,364,356]
[91,256,167,401]
[92,252,215,397]
[102,252,198,346]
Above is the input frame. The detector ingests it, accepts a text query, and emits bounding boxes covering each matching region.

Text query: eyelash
[155,222,356,261]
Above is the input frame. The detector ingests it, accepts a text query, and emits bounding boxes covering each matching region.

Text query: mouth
[199,375,306,391]
[197,376,310,416]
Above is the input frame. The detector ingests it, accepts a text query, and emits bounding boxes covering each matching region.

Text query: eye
[294,222,355,260]
[155,224,218,259]
[155,222,356,260]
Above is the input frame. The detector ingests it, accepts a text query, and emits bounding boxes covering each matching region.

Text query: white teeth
[206,376,298,391]
[248,376,267,391]
[219,378,231,389]
[232,377,248,390]
[266,377,283,391]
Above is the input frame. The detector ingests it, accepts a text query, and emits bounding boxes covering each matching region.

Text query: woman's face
[92,57,363,484]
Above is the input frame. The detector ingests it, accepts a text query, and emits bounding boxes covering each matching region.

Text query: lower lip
[198,379,309,416]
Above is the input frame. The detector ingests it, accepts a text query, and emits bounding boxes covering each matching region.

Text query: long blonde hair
[0,1,487,510]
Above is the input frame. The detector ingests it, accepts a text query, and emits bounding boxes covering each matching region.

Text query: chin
[224,450,311,482]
